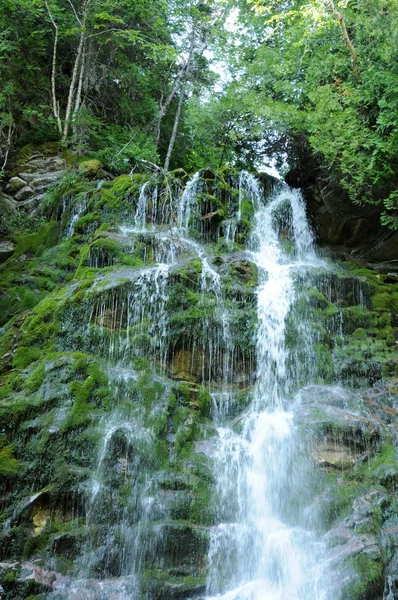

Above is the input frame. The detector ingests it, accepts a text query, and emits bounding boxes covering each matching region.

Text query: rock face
[285,170,398,271]
[0,146,69,267]
[0,166,396,599]
[6,151,67,207]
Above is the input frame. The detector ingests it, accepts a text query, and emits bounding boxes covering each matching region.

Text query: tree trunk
[154,21,198,147]
[62,0,90,141]
[45,0,62,135]
[163,88,185,171]
[62,32,85,141]
[328,0,360,79]
[73,40,86,119]
[0,116,15,171]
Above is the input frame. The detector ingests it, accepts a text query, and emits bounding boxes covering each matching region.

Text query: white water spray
[206,182,329,600]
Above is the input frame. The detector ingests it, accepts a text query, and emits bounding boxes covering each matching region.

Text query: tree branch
[327,0,360,79]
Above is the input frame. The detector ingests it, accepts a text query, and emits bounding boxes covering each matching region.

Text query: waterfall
[50,172,335,600]
[206,183,330,600]
[177,171,201,231]
[63,193,88,237]
[134,180,151,230]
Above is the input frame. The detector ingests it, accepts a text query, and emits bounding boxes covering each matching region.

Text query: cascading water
[3,151,396,600]
[205,182,331,600]
[51,170,236,599]
[51,171,336,600]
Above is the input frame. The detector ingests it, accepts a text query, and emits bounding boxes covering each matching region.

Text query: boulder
[78,159,103,177]
[14,185,34,201]
[0,240,15,263]
[5,176,26,193]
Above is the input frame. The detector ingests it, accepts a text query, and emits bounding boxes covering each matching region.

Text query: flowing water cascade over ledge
[0,168,397,600]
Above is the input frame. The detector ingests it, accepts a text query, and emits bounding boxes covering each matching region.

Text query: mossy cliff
[0,154,397,599]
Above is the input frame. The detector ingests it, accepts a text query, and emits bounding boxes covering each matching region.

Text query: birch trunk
[45,0,62,135]
[163,87,185,171]
[73,40,86,119]
[154,23,198,146]
[62,0,90,141]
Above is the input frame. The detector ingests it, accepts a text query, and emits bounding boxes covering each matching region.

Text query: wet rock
[0,560,60,596]
[51,532,81,560]
[337,357,383,387]
[17,561,59,587]
[21,170,66,191]
[329,530,381,564]
[0,240,15,263]
[298,385,364,410]
[228,258,258,285]
[5,176,26,193]
[312,436,360,468]
[154,522,209,571]
[14,185,34,201]
[4,153,68,216]
[168,349,201,382]
[144,572,207,600]
[296,401,379,445]
[0,192,17,214]
[384,551,398,597]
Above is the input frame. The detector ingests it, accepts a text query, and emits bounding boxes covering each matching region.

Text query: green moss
[188,475,212,525]
[313,343,335,380]
[38,239,80,274]
[308,288,329,308]
[26,363,46,393]
[15,142,61,166]
[108,174,136,194]
[198,387,212,417]
[324,481,359,525]
[372,292,393,312]
[0,439,21,476]
[341,306,378,334]
[0,288,45,327]
[228,260,258,286]
[78,159,102,176]
[74,212,101,234]
[155,439,170,467]
[14,222,59,258]
[63,361,108,430]
[352,328,367,340]
[176,382,191,403]
[88,174,148,219]
[13,347,41,369]
[77,235,144,272]
[353,441,398,488]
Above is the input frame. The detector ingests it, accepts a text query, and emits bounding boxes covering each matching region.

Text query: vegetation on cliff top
[0,0,397,226]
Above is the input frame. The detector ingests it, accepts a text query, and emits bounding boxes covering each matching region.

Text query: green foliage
[183,0,398,224]
[345,554,383,600]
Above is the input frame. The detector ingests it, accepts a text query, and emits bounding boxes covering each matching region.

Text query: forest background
[0,0,397,229]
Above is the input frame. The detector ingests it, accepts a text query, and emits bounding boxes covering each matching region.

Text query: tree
[217,0,398,227]
[0,0,174,162]
[158,0,228,170]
